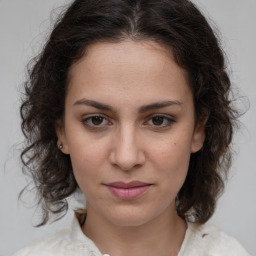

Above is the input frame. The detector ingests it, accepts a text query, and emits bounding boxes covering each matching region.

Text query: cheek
[69,149,103,201]
[68,138,108,186]
[153,137,191,166]
[68,129,109,164]
[151,138,191,185]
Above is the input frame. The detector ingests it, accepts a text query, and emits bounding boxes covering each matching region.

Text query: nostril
[109,150,145,171]
[109,132,146,170]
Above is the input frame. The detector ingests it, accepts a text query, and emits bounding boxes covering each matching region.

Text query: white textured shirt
[14,215,250,256]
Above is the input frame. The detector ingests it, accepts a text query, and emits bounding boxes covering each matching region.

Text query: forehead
[67,40,192,106]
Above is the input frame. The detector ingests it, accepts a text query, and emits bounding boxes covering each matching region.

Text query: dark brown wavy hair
[20,0,239,226]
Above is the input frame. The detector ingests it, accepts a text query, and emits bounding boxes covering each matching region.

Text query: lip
[104,181,152,200]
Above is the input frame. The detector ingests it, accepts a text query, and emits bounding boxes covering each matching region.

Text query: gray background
[0,0,255,255]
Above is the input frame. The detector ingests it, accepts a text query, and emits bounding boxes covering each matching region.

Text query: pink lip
[105,181,151,200]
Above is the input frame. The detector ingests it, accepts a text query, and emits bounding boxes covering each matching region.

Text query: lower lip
[106,185,151,200]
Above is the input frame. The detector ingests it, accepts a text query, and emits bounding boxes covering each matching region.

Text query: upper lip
[105,181,151,188]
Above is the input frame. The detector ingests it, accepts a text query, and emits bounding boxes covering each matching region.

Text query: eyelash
[81,115,111,130]
[81,114,175,130]
[145,115,175,128]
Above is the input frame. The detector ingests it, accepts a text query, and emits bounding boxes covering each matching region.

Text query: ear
[191,117,207,153]
[55,119,70,154]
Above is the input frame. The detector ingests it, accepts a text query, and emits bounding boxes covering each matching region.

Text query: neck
[82,204,187,256]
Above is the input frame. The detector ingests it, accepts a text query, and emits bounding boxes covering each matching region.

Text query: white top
[14,214,250,256]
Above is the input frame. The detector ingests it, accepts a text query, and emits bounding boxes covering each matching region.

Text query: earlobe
[56,120,70,154]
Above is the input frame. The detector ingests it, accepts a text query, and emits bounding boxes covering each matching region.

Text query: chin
[102,205,162,228]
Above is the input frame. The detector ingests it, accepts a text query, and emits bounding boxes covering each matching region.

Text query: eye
[82,115,111,129]
[146,115,175,128]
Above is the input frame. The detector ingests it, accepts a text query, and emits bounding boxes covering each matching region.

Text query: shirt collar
[68,211,105,256]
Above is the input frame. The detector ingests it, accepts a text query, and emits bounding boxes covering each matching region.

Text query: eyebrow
[73,98,182,113]
[138,100,182,113]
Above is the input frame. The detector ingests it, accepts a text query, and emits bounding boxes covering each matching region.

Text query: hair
[20,0,239,226]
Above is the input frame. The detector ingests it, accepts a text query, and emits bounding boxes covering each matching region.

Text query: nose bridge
[110,123,144,170]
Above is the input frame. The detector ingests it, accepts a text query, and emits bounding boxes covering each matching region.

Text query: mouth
[104,181,152,200]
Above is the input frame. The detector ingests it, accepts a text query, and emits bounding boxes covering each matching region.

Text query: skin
[57,40,206,256]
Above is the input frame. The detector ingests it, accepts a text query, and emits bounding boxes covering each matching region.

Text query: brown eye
[91,116,104,125]
[82,115,110,129]
[152,116,165,126]
[145,115,175,128]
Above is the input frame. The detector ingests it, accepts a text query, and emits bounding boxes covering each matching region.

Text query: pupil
[152,116,164,125]
[92,116,103,125]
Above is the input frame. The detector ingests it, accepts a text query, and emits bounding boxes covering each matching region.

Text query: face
[57,40,205,227]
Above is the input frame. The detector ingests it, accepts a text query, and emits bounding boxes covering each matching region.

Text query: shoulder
[13,229,71,256]
[13,214,102,256]
[182,222,251,256]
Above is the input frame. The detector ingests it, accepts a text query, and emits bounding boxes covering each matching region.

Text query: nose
[109,125,145,171]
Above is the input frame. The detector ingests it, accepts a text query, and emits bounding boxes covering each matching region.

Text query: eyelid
[145,113,175,120]
[81,113,175,131]
[82,113,107,118]
[144,114,176,128]
[81,114,112,129]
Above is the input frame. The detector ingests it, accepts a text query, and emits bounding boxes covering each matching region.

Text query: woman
[15,0,250,255]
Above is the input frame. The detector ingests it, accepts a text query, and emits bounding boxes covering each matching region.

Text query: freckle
[202,233,208,238]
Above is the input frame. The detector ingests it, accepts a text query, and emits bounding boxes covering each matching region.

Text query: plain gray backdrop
[0,0,255,255]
